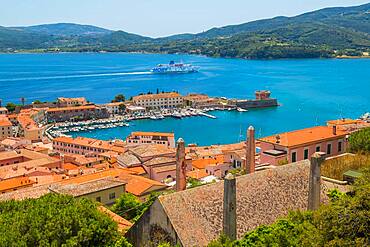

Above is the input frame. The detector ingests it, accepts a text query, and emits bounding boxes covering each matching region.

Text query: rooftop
[143,157,176,167]
[128,144,175,158]
[98,206,133,232]
[0,176,36,192]
[0,116,12,127]
[133,92,181,101]
[54,136,125,153]
[259,126,348,148]
[186,169,209,179]
[117,173,167,196]
[192,155,224,169]
[57,97,87,103]
[49,178,125,197]
[131,131,175,137]
[155,161,314,246]
[47,105,96,113]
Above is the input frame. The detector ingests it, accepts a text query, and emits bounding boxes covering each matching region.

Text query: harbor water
[0,53,369,145]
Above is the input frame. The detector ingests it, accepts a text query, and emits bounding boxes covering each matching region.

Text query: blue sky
[1,0,368,37]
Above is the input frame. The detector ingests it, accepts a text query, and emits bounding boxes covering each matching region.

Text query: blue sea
[0,53,369,145]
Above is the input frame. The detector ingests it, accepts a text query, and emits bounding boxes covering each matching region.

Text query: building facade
[46,105,109,122]
[259,126,349,166]
[126,132,176,148]
[0,116,13,141]
[133,92,183,109]
[57,97,88,107]
[53,136,125,156]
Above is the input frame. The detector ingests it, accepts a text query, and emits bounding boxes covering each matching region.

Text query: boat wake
[0,71,152,82]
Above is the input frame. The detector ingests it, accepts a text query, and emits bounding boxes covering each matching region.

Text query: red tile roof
[259,126,348,148]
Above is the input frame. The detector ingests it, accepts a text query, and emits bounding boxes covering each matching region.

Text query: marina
[1,53,369,145]
[47,108,220,138]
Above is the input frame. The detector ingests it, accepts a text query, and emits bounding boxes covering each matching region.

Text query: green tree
[0,193,131,246]
[5,102,17,112]
[111,193,143,221]
[33,100,43,104]
[349,127,370,153]
[112,94,126,103]
[112,192,160,222]
[119,103,126,113]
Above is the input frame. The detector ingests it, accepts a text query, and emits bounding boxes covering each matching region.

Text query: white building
[132,92,183,109]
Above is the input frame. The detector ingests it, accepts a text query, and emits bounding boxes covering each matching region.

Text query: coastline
[2,50,370,60]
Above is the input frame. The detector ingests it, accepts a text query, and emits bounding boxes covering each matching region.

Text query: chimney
[308,153,325,210]
[223,173,237,241]
[245,126,256,174]
[332,125,337,135]
[176,138,186,192]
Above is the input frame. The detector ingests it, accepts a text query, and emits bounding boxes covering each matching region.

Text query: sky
[1,0,369,37]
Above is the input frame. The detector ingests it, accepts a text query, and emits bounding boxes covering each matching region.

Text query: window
[109,192,116,200]
[327,144,332,155]
[304,149,309,160]
[316,146,321,152]
[96,196,101,202]
[291,152,297,162]
[338,141,342,152]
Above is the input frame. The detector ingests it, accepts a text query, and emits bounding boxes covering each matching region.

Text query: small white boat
[237,107,248,112]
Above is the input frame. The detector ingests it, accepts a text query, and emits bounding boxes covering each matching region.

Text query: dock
[198,112,217,119]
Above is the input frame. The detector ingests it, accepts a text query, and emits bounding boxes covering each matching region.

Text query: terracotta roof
[187,169,209,179]
[0,177,36,192]
[0,116,12,127]
[63,162,79,171]
[54,136,125,153]
[129,145,175,158]
[133,92,181,101]
[17,114,40,130]
[57,97,87,103]
[118,153,142,166]
[258,126,348,148]
[192,156,224,169]
[49,178,125,197]
[104,102,124,107]
[131,131,174,137]
[98,206,133,232]
[0,184,50,201]
[24,145,49,153]
[144,157,176,167]
[125,166,147,175]
[327,118,361,126]
[47,105,96,113]
[117,173,167,196]
[154,161,316,246]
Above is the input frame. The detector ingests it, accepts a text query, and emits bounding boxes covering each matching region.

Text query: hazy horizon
[1,0,369,38]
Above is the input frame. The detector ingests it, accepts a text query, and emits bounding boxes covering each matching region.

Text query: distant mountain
[0,26,54,49]
[0,3,369,59]
[12,23,113,37]
[189,2,370,39]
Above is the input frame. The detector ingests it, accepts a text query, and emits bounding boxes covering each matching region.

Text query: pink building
[259,125,349,166]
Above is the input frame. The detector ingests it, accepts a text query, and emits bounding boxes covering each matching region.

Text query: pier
[198,112,217,119]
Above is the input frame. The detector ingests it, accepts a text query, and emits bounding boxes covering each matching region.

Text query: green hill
[1,3,369,58]
[13,23,113,36]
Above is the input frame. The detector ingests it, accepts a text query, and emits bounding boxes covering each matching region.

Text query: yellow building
[0,116,13,141]
[49,178,126,205]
